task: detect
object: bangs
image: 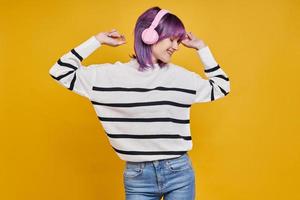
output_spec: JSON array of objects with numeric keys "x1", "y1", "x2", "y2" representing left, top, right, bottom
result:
[{"x1": 158, "y1": 13, "x2": 187, "y2": 42}]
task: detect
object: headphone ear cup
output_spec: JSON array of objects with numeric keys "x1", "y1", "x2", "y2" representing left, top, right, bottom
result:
[{"x1": 141, "y1": 28, "x2": 159, "y2": 45}]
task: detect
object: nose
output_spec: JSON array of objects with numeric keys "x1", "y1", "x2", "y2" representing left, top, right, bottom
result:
[
  {"x1": 172, "y1": 42, "x2": 179, "y2": 51},
  {"x1": 172, "y1": 40, "x2": 179, "y2": 51}
]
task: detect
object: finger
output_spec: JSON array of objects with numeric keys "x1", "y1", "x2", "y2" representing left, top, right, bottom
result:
[
  {"x1": 187, "y1": 32, "x2": 194, "y2": 39},
  {"x1": 110, "y1": 31, "x2": 118, "y2": 35},
  {"x1": 108, "y1": 29, "x2": 118, "y2": 35},
  {"x1": 118, "y1": 40, "x2": 126, "y2": 45},
  {"x1": 116, "y1": 34, "x2": 126, "y2": 39},
  {"x1": 184, "y1": 34, "x2": 191, "y2": 40},
  {"x1": 119, "y1": 35, "x2": 126, "y2": 41},
  {"x1": 109, "y1": 32, "x2": 121, "y2": 37}
]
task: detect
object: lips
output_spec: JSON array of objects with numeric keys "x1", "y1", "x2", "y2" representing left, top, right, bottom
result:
[{"x1": 167, "y1": 50, "x2": 173, "y2": 56}]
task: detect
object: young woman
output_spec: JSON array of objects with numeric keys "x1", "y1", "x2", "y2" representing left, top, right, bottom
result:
[{"x1": 49, "y1": 6, "x2": 230, "y2": 200}]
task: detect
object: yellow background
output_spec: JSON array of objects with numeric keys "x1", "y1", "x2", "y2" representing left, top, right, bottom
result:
[{"x1": 1, "y1": 0, "x2": 299, "y2": 199}]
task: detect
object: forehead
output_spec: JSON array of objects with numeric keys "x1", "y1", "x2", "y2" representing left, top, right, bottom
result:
[{"x1": 170, "y1": 35, "x2": 180, "y2": 39}]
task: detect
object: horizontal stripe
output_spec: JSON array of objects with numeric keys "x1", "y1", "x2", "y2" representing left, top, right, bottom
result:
[
  {"x1": 112, "y1": 147, "x2": 187, "y2": 155},
  {"x1": 214, "y1": 74, "x2": 229, "y2": 81},
  {"x1": 50, "y1": 70, "x2": 74, "y2": 81},
  {"x1": 204, "y1": 65, "x2": 220, "y2": 73},
  {"x1": 207, "y1": 79, "x2": 229, "y2": 100},
  {"x1": 106, "y1": 132, "x2": 192, "y2": 140},
  {"x1": 91, "y1": 100, "x2": 191, "y2": 108},
  {"x1": 211, "y1": 87, "x2": 215, "y2": 101},
  {"x1": 50, "y1": 74, "x2": 59, "y2": 81},
  {"x1": 92, "y1": 86, "x2": 196, "y2": 95},
  {"x1": 57, "y1": 58, "x2": 77, "y2": 70},
  {"x1": 69, "y1": 73, "x2": 76, "y2": 90},
  {"x1": 209, "y1": 80, "x2": 215, "y2": 101},
  {"x1": 98, "y1": 116, "x2": 189, "y2": 124},
  {"x1": 71, "y1": 49, "x2": 83, "y2": 61},
  {"x1": 218, "y1": 86, "x2": 229, "y2": 96}
]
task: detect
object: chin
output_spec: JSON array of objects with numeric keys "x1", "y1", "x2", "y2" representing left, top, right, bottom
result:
[{"x1": 161, "y1": 57, "x2": 171, "y2": 63}]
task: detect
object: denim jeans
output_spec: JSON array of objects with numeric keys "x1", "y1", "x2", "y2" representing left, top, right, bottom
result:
[{"x1": 123, "y1": 153, "x2": 195, "y2": 200}]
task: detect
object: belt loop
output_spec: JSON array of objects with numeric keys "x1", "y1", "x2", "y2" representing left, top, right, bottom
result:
[{"x1": 141, "y1": 162, "x2": 145, "y2": 169}]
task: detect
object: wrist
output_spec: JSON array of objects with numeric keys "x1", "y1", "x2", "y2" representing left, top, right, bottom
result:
[
  {"x1": 195, "y1": 40, "x2": 207, "y2": 50},
  {"x1": 196, "y1": 44, "x2": 207, "y2": 50},
  {"x1": 94, "y1": 35, "x2": 104, "y2": 44}
]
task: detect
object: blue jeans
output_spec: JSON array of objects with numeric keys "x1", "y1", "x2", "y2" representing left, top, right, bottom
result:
[{"x1": 123, "y1": 153, "x2": 195, "y2": 200}]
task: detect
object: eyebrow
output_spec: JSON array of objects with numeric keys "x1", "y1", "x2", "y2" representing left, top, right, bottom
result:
[{"x1": 170, "y1": 36, "x2": 180, "y2": 40}]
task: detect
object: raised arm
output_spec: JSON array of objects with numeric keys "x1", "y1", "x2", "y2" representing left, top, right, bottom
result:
[
  {"x1": 49, "y1": 29, "x2": 127, "y2": 99},
  {"x1": 192, "y1": 46, "x2": 230, "y2": 103},
  {"x1": 49, "y1": 36, "x2": 101, "y2": 99},
  {"x1": 180, "y1": 31, "x2": 230, "y2": 103}
]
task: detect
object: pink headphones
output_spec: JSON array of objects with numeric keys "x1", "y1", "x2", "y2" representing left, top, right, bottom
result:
[{"x1": 141, "y1": 9, "x2": 170, "y2": 45}]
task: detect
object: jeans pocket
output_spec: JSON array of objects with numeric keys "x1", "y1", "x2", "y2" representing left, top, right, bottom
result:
[
  {"x1": 166, "y1": 154, "x2": 192, "y2": 172},
  {"x1": 123, "y1": 162, "x2": 143, "y2": 178}
]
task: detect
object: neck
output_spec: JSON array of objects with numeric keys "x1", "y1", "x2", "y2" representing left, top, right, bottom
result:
[{"x1": 151, "y1": 54, "x2": 158, "y2": 64}]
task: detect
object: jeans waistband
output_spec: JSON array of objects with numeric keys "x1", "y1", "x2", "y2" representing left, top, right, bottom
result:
[{"x1": 125, "y1": 152, "x2": 188, "y2": 168}]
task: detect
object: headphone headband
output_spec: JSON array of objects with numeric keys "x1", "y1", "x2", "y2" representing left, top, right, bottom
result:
[
  {"x1": 141, "y1": 9, "x2": 170, "y2": 45},
  {"x1": 149, "y1": 9, "x2": 170, "y2": 29}
]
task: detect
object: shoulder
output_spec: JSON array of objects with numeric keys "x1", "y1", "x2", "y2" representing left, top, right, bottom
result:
[
  {"x1": 87, "y1": 61, "x2": 121, "y2": 70},
  {"x1": 168, "y1": 62, "x2": 195, "y2": 77}
]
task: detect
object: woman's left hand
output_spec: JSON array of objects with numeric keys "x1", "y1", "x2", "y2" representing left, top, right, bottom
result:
[{"x1": 181, "y1": 32, "x2": 207, "y2": 50}]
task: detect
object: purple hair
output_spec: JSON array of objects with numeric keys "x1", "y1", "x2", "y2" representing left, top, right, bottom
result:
[{"x1": 129, "y1": 6, "x2": 187, "y2": 72}]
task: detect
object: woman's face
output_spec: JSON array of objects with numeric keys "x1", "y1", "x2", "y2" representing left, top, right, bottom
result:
[{"x1": 151, "y1": 36, "x2": 181, "y2": 64}]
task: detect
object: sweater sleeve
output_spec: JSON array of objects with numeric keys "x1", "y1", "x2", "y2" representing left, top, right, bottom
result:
[
  {"x1": 49, "y1": 36, "x2": 102, "y2": 99},
  {"x1": 192, "y1": 46, "x2": 230, "y2": 103}
]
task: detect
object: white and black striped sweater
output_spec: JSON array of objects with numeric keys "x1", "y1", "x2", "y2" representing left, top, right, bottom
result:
[{"x1": 49, "y1": 36, "x2": 230, "y2": 162}]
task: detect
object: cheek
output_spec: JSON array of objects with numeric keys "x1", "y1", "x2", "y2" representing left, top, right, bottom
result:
[
  {"x1": 159, "y1": 41, "x2": 171, "y2": 49},
  {"x1": 153, "y1": 43, "x2": 170, "y2": 56}
]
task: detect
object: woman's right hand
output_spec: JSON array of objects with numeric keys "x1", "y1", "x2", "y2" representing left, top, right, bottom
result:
[{"x1": 95, "y1": 29, "x2": 127, "y2": 47}]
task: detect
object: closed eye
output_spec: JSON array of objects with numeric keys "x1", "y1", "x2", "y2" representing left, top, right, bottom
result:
[{"x1": 170, "y1": 38, "x2": 181, "y2": 44}]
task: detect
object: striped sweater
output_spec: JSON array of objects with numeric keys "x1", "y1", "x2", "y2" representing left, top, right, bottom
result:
[{"x1": 49, "y1": 35, "x2": 230, "y2": 162}]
